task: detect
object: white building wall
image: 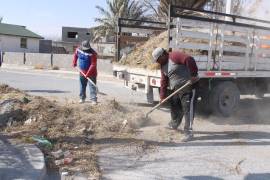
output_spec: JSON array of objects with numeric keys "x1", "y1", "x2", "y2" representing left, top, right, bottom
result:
[{"x1": 0, "y1": 35, "x2": 40, "y2": 53}]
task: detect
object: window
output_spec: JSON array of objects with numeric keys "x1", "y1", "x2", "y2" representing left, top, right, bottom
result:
[
  {"x1": 86, "y1": 33, "x2": 90, "y2": 35},
  {"x1": 67, "y1": 32, "x2": 78, "y2": 39},
  {"x1": 20, "y1": 38, "x2": 27, "y2": 48}
]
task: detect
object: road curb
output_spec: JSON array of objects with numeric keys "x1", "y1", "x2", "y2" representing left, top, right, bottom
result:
[
  {"x1": 20, "y1": 144, "x2": 47, "y2": 180},
  {"x1": 0, "y1": 136, "x2": 47, "y2": 180}
]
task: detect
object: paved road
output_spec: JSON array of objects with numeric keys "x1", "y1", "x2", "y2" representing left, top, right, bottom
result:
[
  {"x1": 0, "y1": 67, "x2": 151, "y2": 104},
  {"x1": 1, "y1": 67, "x2": 270, "y2": 180},
  {"x1": 98, "y1": 125, "x2": 270, "y2": 180}
]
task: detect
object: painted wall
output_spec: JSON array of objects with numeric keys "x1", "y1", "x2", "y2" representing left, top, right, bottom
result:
[
  {"x1": 0, "y1": 35, "x2": 40, "y2": 53},
  {"x1": 2, "y1": 52, "x2": 113, "y2": 75}
]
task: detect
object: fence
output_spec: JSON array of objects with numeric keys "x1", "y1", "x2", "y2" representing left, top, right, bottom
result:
[{"x1": 1, "y1": 52, "x2": 113, "y2": 75}]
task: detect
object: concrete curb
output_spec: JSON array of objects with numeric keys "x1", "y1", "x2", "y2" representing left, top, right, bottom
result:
[
  {"x1": 20, "y1": 144, "x2": 47, "y2": 180},
  {"x1": 0, "y1": 136, "x2": 46, "y2": 180}
]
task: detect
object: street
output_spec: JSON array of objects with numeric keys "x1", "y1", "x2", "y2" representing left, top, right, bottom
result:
[
  {"x1": 1, "y1": 67, "x2": 270, "y2": 180},
  {"x1": 0, "y1": 67, "x2": 148, "y2": 104}
]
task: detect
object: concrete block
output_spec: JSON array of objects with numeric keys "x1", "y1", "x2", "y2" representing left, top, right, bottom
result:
[
  {"x1": 3, "y1": 52, "x2": 24, "y2": 65},
  {"x1": 25, "y1": 53, "x2": 52, "y2": 68},
  {"x1": 53, "y1": 54, "x2": 73, "y2": 70}
]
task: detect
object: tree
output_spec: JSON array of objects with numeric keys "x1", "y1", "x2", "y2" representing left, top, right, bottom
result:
[
  {"x1": 143, "y1": 0, "x2": 209, "y2": 20},
  {"x1": 94, "y1": 0, "x2": 146, "y2": 42},
  {"x1": 0, "y1": 17, "x2": 3, "y2": 23}
]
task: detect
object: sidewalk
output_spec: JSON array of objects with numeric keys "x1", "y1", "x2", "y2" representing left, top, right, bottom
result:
[{"x1": 0, "y1": 135, "x2": 46, "y2": 180}]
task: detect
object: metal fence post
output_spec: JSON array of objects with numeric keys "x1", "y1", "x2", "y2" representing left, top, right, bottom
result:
[{"x1": 23, "y1": 52, "x2": 26, "y2": 64}]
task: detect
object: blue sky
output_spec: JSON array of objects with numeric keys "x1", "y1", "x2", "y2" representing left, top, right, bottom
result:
[
  {"x1": 0, "y1": 0, "x2": 106, "y2": 39},
  {"x1": 0, "y1": 0, "x2": 269, "y2": 40}
]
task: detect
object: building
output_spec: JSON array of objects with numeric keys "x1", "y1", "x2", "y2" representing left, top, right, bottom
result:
[
  {"x1": 59, "y1": 26, "x2": 115, "y2": 57},
  {"x1": 39, "y1": 40, "x2": 74, "y2": 54},
  {"x1": 62, "y1": 26, "x2": 93, "y2": 43},
  {"x1": 0, "y1": 23, "x2": 43, "y2": 53}
]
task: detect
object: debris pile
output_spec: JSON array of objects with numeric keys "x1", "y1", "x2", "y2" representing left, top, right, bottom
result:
[
  {"x1": 118, "y1": 31, "x2": 205, "y2": 69},
  {"x1": 0, "y1": 84, "x2": 147, "y2": 178},
  {"x1": 118, "y1": 31, "x2": 168, "y2": 69}
]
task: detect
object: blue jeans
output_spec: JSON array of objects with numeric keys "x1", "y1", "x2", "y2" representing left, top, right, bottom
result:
[{"x1": 79, "y1": 75, "x2": 97, "y2": 102}]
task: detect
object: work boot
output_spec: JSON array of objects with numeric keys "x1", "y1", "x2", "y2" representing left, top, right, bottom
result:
[
  {"x1": 167, "y1": 121, "x2": 179, "y2": 130},
  {"x1": 79, "y1": 99, "x2": 85, "y2": 104},
  {"x1": 181, "y1": 132, "x2": 193, "y2": 142}
]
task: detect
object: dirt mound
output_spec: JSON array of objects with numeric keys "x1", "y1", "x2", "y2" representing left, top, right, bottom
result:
[
  {"x1": 0, "y1": 84, "x2": 21, "y2": 94},
  {"x1": 118, "y1": 31, "x2": 168, "y2": 69},
  {"x1": 0, "y1": 84, "x2": 147, "y2": 179},
  {"x1": 117, "y1": 30, "x2": 205, "y2": 70}
]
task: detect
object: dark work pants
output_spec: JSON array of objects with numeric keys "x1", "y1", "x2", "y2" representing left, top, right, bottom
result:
[{"x1": 170, "y1": 88, "x2": 196, "y2": 133}]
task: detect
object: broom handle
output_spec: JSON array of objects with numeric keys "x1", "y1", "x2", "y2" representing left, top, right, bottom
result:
[
  {"x1": 75, "y1": 67, "x2": 98, "y2": 89},
  {"x1": 146, "y1": 80, "x2": 192, "y2": 116}
]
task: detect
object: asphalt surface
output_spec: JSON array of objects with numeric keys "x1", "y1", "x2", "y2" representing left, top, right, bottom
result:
[
  {"x1": 1, "y1": 66, "x2": 270, "y2": 180},
  {"x1": 0, "y1": 67, "x2": 149, "y2": 104},
  {"x1": 98, "y1": 125, "x2": 270, "y2": 180}
]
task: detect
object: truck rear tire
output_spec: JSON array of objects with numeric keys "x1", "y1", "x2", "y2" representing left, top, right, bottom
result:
[{"x1": 210, "y1": 81, "x2": 240, "y2": 117}]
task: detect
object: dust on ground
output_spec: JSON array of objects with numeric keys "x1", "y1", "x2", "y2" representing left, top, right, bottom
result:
[{"x1": 0, "y1": 84, "x2": 152, "y2": 179}]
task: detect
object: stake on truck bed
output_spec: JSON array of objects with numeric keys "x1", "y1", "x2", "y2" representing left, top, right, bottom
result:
[{"x1": 114, "y1": 6, "x2": 270, "y2": 117}]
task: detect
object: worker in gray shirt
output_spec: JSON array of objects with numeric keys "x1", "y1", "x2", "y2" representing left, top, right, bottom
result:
[{"x1": 152, "y1": 47, "x2": 199, "y2": 142}]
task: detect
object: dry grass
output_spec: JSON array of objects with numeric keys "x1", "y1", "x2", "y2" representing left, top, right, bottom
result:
[
  {"x1": 117, "y1": 31, "x2": 207, "y2": 69},
  {"x1": 34, "y1": 64, "x2": 45, "y2": 69},
  {"x1": 52, "y1": 66, "x2": 60, "y2": 70},
  {"x1": 118, "y1": 31, "x2": 168, "y2": 69},
  {"x1": 0, "y1": 84, "x2": 148, "y2": 179}
]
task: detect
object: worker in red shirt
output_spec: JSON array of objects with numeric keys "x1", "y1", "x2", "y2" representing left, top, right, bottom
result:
[
  {"x1": 73, "y1": 40, "x2": 98, "y2": 105},
  {"x1": 152, "y1": 47, "x2": 199, "y2": 142}
]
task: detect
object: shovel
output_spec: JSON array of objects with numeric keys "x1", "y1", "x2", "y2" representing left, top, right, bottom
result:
[{"x1": 145, "y1": 80, "x2": 192, "y2": 118}]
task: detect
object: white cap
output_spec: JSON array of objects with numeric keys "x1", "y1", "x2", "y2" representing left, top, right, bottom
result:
[{"x1": 152, "y1": 47, "x2": 165, "y2": 63}]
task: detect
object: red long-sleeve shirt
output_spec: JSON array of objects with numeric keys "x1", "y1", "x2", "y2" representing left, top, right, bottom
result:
[
  {"x1": 160, "y1": 51, "x2": 198, "y2": 100},
  {"x1": 73, "y1": 48, "x2": 97, "y2": 77}
]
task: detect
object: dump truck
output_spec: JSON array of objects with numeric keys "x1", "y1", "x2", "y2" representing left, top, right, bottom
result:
[{"x1": 113, "y1": 5, "x2": 270, "y2": 117}]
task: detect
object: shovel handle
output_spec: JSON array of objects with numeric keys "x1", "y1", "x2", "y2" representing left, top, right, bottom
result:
[{"x1": 146, "y1": 80, "x2": 192, "y2": 117}]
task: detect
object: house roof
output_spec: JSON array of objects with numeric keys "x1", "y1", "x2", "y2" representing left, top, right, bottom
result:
[{"x1": 0, "y1": 23, "x2": 43, "y2": 39}]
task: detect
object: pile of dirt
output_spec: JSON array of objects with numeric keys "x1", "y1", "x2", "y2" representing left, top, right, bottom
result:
[
  {"x1": 0, "y1": 84, "x2": 148, "y2": 179},
  {"x1": 117, "y1": 31, "x2": 205, "y2": 70},
  {"x1": 118, "y1": 31, "x2": 168, "y2": 69}
]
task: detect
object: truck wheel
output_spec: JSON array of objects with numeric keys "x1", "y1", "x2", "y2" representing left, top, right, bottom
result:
[{"x1": 210, "y1": 81, "x2": 240, "y2": 117}]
